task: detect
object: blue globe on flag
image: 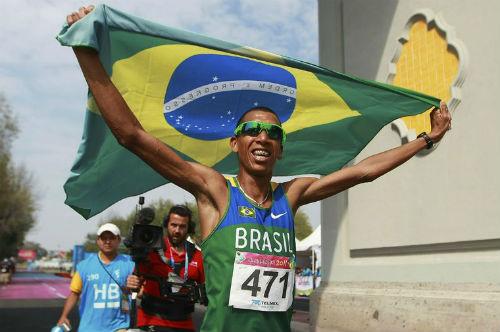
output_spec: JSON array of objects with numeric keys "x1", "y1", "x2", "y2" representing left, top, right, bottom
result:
[{"x1": 163, "y1": 54, "x2": 297, "y2": 140}]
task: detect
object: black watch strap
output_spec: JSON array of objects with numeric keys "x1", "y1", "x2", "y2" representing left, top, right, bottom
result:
[{"x1": 417, "y1": 132, "x2": 434, "y2": 149}]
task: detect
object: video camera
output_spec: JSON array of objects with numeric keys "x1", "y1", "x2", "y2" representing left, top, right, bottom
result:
[
  {"x1": 124, "y1": 197, "x2": 208, "y2": 306},
  {"x1": 124, "y1": 196, "x2": 164, "y2": 263},
  {"x1": 145, "y1": 275, "x2": 208, "y2": 306}
]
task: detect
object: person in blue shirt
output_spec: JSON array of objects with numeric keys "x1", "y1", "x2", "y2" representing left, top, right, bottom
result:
[
  {"x1": 302, "y1": 267, "x2": 312, "y2": 277},
  {"x1": 56, "y1": 223, "x2": 135, "y2": 332}
]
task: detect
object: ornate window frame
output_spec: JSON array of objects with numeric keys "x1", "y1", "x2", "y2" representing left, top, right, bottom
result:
[{"x1": 388, "y1": 9, "x2": 468, "y2": 142}]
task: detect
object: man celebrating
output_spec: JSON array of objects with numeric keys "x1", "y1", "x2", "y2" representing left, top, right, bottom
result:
[
  {"x1": 66, "y1": 6, "x2": 451, "y2": 332},
  {"x1": 127, "y1": 205, "x2": 205, "y2": 331},
  {"x1": 56, "y1": 223, "x2": 135, "y2": 332}
]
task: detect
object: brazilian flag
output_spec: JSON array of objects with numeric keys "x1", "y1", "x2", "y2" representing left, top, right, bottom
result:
[{"x1": 57, "y1": 4, "x2": 439, "y2": 219}]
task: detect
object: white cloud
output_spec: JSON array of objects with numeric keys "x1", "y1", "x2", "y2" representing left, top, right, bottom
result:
[{"x1": 2, "y1": 0, "x2": 319, "y2": 250}]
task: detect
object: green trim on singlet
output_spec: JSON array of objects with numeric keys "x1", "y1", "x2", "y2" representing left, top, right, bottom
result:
[{"x1": 282, "y1": 188, "x2": 295, "y2": 215}]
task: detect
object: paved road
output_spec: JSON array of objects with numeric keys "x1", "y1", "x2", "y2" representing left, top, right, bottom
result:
[
  {"x1": 0, "y1": 271, "x2": 310, "y2": 331},
  {"x1": 0, "y1": 272, "x2": 70, "y2": 300},
  {"x1": 0, "y1": 298, "x2": 80, "y2": 331}
]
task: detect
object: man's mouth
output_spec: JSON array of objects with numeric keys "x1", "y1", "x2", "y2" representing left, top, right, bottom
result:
[{"x1": 251, "y1": 149, "x2": 271, "y2": 161}]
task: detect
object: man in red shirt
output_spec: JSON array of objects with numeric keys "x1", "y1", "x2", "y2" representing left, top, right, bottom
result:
[{"x1": 128, "y1": 205, "x2": 205, "y2": 332}]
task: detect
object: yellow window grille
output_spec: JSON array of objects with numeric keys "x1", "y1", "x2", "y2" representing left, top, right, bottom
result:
[{"x1": 393, "y1": 19, "x2": 459, "y2": 135}]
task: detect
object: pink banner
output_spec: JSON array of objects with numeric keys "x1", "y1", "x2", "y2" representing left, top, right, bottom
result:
[
  {"x1": 236, "y1": 251, "x2": 291, "y2": 269},
  {"x1": 18, "y1": 249, "x2": 36, "y2": 261}
]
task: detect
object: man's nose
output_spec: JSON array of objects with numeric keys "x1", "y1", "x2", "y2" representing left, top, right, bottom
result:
[{"x1": 255, "y1": 130, "x2": 270, "y2": 141}]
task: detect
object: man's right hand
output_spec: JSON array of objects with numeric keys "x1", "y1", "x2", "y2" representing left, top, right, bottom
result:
[
  {"x1": 126, "y1": 274, "x2": 143, "y2": 291},
  {"x1": 67, "y1": 5, "x2": 94, "y2": 26}
]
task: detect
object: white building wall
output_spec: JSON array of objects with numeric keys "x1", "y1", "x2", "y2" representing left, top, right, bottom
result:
[{"x1": 312, "y1": 0, "x2": 500, "y2": 331}]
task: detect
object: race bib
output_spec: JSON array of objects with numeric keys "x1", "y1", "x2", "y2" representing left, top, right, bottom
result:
[{"x1": 229, "y1": 251, "x2": 294, "y2": 312}]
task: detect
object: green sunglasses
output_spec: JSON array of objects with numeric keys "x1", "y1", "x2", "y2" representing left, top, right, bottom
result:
[{"x1": 234, "y1": 121, "x2": 287, "y2": 145}]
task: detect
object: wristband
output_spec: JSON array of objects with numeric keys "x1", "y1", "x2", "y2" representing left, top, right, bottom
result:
[{"x1": 417, "y1": 132, "x2": 434, "y2": 149}]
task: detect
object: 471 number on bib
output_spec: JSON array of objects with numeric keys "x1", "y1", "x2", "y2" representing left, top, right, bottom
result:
[{"x1": 229, "y1": 251, "x2": 294, "y2": 311}]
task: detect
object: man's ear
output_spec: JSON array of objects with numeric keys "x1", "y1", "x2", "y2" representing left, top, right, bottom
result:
[{"x1": 230, "y1": 136, "x2": 238, "y2": 153}]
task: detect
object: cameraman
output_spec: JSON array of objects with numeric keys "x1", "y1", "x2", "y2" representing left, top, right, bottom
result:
[{"x1": 127, "y1": 205, "x2": 205, "y2": 332}]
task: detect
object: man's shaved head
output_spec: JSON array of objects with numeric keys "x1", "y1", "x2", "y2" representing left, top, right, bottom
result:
[{"x1": 236, "y1": 107, "x2": 282, "y2": 128}]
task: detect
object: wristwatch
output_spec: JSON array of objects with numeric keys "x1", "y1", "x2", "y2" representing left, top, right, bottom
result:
[{"x1": 417, "y1": 132, "x2": 434, "y2": 149}]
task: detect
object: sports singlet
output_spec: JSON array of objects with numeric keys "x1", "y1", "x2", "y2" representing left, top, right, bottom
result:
[{"x1": 200, "y1": 177, "x2": 296, "y2": 332}]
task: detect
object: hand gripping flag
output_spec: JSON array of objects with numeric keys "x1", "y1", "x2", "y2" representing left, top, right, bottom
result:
[{"x1": 57, "y1": 5, "x2": 439, "y2": 219}]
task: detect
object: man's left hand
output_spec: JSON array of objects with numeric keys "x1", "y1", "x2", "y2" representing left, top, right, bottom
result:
[{"x1": 428, "y1": 101, "x2": 452, "y2": 143}]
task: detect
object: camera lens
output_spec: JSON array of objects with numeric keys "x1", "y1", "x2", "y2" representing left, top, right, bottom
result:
[
  {"x1": 139, "y1": 229, "x2": 154, "y2": 244},
  {"x1": 130, "y1": 224, "x2": 162, "y2": 254}
]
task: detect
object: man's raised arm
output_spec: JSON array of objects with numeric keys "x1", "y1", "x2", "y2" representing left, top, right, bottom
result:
[
  {"x1": 285, "y1": 101, "x2": 452, "y2": 210},
  {"x1": 67, "y1": 7, "x2": 228, "y2": 235}
]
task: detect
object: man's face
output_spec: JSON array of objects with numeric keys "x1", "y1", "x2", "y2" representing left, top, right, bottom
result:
[
  {"x1": 96, "y1": 231, "x2": 120, "y2": 255},
  {"x1": 166, "y1": 213, "x2": 189, "y2": 246},
  {"x1": 230, "y1": 110, "x2": 283, "y2": 176}
]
